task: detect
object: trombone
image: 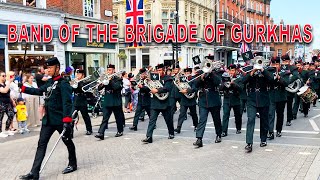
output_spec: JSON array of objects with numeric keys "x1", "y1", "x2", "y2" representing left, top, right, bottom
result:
[{"x1": 187, "y1": 60, "x2": 223, "y2": 83}]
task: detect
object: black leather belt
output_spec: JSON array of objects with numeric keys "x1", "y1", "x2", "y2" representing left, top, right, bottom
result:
[
  {"x1": 247, "y1": 88, "x2": 268, "y2": 93},
  {"x1": 269, "y1": 86, "x2": 285, "y2": 90}
]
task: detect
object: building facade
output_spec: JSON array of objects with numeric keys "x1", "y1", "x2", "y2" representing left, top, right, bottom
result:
[
  {"x1": 216, "y1": 0, "x2": 271, "y2": 65},
  {"x1": 0, "y1": 0, "x2": 116, "y2": 76},
  {"x1": 113, "y1": 0, "x2": 216, "y2": 73}
]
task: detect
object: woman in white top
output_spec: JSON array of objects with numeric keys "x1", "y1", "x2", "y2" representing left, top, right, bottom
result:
[
  {"x1": 121, "y1": 72, "x2": 132, "y2": 113},
  {"x1": 23, "y1": 74, "x2": 40, "y2": 127}
]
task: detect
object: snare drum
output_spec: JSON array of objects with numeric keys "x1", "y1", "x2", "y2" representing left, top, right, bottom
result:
[{"x1": 297, "y1": 86, "x2": 318, "y2": 103}]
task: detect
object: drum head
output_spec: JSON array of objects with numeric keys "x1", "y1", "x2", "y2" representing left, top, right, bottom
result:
[{"x1": 297, "y1": 86, "x2": 309, "y2": 96}]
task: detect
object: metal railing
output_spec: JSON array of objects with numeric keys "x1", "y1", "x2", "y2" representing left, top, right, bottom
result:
[{"x1": 217, "y1": 12, "x2": 244, "y2": 25}]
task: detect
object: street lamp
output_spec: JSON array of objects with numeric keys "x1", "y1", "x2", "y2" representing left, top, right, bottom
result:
[{"x1": 174, "y1": 0, "x2": 179, "y2": 68}]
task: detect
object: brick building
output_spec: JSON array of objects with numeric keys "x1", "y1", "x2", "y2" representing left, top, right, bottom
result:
[
  {"x1": 216, "y1": 0, "x2": 271, "y2": 65},
  {"x1": 0, "y1": 0, "x2": 117, "y2": 75}
]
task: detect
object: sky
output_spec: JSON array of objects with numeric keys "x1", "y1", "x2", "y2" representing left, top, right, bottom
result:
[{"x1": 271, "y1": 0, "x2": 319, "y2": 49}]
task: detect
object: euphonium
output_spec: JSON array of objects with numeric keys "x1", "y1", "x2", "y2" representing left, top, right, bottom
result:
[
  {"x1": 143, "y1": 72, "x2": 169, "y2": 100},
  {"x1": 173, "y1": 70, "x2": 195, "y2": 99},
  {"x1": 70, "y1": 74, "x2": 95, "y2": 89}
]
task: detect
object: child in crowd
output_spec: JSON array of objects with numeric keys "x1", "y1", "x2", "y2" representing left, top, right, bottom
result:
[{"x1": 16, "y1": 98, "x2": 29, "y2": 134}]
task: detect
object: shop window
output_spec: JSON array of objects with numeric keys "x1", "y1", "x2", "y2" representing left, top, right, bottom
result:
[
  {"x1": 142, "y1": 49, "x2": 149, "y2": 54},
  {"x1": 34, "y1": 44, "x2": 43, "y2": 51},
  {"x1": 46, "y1": 45, "x2": 54, "y2": 51},
  {"x1": 142, "y1": 55, "x2": 149, "y2": 67},
  {"x1": 130, "y1": 55, "x2": 136, "y2": 71},
  {"x1": 8, "y1": 43, "x2": 19, "y2": 50},
  {"x1": 21, "y1": 43, "x2": 31, "y2": 51}
]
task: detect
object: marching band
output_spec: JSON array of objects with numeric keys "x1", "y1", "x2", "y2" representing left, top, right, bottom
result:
[{"x1": 18, "y1": 54, "x2": 320, "y2": 179}]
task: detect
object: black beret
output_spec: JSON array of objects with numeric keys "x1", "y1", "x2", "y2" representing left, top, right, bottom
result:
[
  {"x1": 205, "y1": 55, "x2": 215, "y2": 60},
  {"x1": 45, "y1": 57, "x2": 60, "y2": 66},
  {"x1": 128, "y1": 73, "x2": 134, "y2": 78},
  {"x1": 164, "y1": 61, "x2": 172, "y2": 67},
  {"x1": 228, "y1": 64, "x2": 237, "y2": 70},
  {"x1": 184, "y1": 67, "x2": 192, "y2": 73},
  {"x1": 192, "y1": 55, "x2": 201, "y2": 65},
  {"x1": 139, "y1": 68, "x2": 147, "y2": 74},
  {"x1": 76, "y1": 69, "x2": 85, "y2": 74},
  {"x1": 156, "y1": 63, "x2": 164, "y2": 70},
  {"x1": 310, "y1": 62, "x2": 315, "y2": 66},
  {"x1": 312, "y1": 56, "x2": 318, "y2": 62},
  {"x1": 175, "y1": 64, "x2": 180, "y2": 69},
  {"x1": 107, "y1": 64, "x2": 115, "y2": 69},
  {"x1": 281, "y1": 54, "x2": 290, "y2": 61},
  {"x1": 270, "y1": 57, "x2": 277, "y2": 63}
]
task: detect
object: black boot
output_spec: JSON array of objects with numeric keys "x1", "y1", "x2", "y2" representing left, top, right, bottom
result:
[
  {"x1": 245, "y1": 144, "x2": 252, "y2": 153},
  {"x1": 142, "y1": 136, "x2": 153, "y2": 144},
  {"x1": 260, "y1": 142, "x2": 267, "y2": 147},
  {"x1": 276, "y1": 132, "x2": 282, "y2": 137},
  {"x1": 62, "y1": 165, "x2": 77, "y2": 174},
  {"x1": 115, "y1": 132, "x2": 123, "y2": 137},
  {"x1": 286, "y1": 121, "x2": 292, "y2": 126},
  {"x1": 129, "y1": 125, "x2": 137, "y2": 131},
  {"x1": 174, "y1": 127, "x2": 181, "y2": 133},
  {"x1": 94, "y1": 133, "x2": 104, "y2": 140},
  {"x1": 193, "y1": 138, "x2": 203, "y2": 147},
  {"x1": 236, "y1": 130, "x2": 241, "y2": 134},
  {"x1": 221, "y1": 132, "x2": 228, "y2": 137},
  {"x1": 168, "y1": 134, "x2": 174, "y2": 139},
  {"x1": 215, "y1": 135, "x2": 222, "y2": 143},
  {"x1": 268, "y1": 132, "x2": 274, "y2": 140},
  {"x1": 85, "y1": 131, "x2": 92, "y2": 135},
  {"x1": 19, "y1": 172, "x2": 39, "y2": 180}
]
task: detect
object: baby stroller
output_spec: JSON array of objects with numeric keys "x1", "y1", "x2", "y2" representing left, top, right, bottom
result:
[{"x1": 87, "y1": 89, "x2": 104, "y2": 118}]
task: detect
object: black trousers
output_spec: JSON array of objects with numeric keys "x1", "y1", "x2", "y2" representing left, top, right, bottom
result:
[
  {"x1": 287, "y1": 96, "x2": 294, "y2": 123},
  {"x1": 222, "y1": 104, "x2": 241, "y2": 133},
  {"x1": 196, "y1": 106, "x2": 222, "y2": 138},
  {"x1": 31, "y1": 125, "x2": 76, "y2": 174},
  {"x1": 98, "y1": 106, "x2": 124, "y2": 134},
  {"x1": 246, "y1": 104, "x2": 269, "y2": 144},
  {"x1": 146, "y1": 107, "x2": 174, "y2": 137},
  {"x1": 275, "y1": 101, "x2": 287, "y2": 132},
  {"x1": 302, "y1": 102, "x2": 310, "y2": 116},
  {"x1": 170, "y1": 98, "x2": 181, "y2": 120},
  {"x1": 177, "y1": 105, "x2": 198, "y2": 128},
  {"x1": 240, "y1": 99, "x2": 247, "y2": 116},
  {"x1": 0, "y1": 103, "x2": 14, "y2": 132},
  {"x1": 74, "y1": 106, "x2": 92, "y2": 132},
  {"x1": 133, "y1": 105, "x2": 151, "y2": 126}
]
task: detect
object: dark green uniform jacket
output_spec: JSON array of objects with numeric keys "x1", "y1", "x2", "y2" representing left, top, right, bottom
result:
[
  {"x1": 220, "y1": 77, "x2": 242, "y2": 106},
  {"x1": 99, "y1": 76, "x2": 123, "y2": 107},
  {"x1": 308, "y1": 70, "x2": 320, "y2": 91},
  {"x1": 150, "y1": 75, "x2": 172, "y2": 110},
  {"x1": 137, "y1": 84, "x2": 151, "y2": 106},
  {"x1": 242, "y1": 69, "x2": 273, "y2": 107},
  {"x1": 73, "y1": 81, "x2": 88, "y2": 107},
  {"x1": 287, "y1": 65, "x2": 301, "y2": 98},
  {"x1": 195, "y1": 72, "x2": 222, "y2": 108},
  {"x1": 267, "y1": 67, "x2": 290, "y2": 103},
  {"x1": 180, "y1": 76, "x2": 198, "y2": 106},
  {"x1": 21, "y1": 76, "x2": 73, "y2": 125}
]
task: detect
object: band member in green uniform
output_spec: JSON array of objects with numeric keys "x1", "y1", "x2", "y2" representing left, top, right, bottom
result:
[
  {"x1": 95, "y1": 64, "x2": 124, "y2": 140},
  {"x1": 19, "y1": 57, "x2": 77, "y2": 180}
]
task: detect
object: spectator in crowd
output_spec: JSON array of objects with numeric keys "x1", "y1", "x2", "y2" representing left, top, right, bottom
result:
[
  {"x1": 23, "y1": 74, "x2": 40, "y2": 127},
  {"x1": 0, "y1": 71, "x2": 15, "y2": 137},
  {"x1": 122, "y1": 72, "x2": 131, "y2": 113},
  {"x1": 16, "y1": 98, "x2": 29, "y2": 134}
]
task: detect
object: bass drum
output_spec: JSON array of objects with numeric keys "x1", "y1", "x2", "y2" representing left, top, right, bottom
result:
[{"x1": 297, "y1": 86, "x2": 318, "y2": 103}]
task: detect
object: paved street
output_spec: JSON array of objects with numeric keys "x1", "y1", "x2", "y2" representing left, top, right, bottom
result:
[{"x1": 1, "y1": 104, "x2": 320, "y2": 180}]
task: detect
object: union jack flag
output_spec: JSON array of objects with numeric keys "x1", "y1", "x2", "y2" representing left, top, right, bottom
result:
[{"x1": 126, "y1": 0, "x2": 144, "y2": 48}]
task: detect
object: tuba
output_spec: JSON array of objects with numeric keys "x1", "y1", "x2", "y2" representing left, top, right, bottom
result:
[
  {"x1": 173, "y1": 70, "x2": 195, "y2": 99},
  {"x1": 144, "y1": 72, "x2": 169, "y2": 100}
]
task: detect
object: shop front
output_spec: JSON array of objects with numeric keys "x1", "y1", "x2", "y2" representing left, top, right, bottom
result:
[{"x1": 66, "y1": 37, "x2": 118, "y2": 76}]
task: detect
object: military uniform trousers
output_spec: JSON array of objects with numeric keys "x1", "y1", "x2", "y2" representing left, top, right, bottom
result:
[
  {"x1": 196, "y1": 106, "x2": 222, "y2": 138},
  {"x1": 133, "y1": 105, "x2": 151, "y2": 126},
  {"x1": 31, "y1": 125, "x2": 76, "y2": 174},
  {"x1": 222, "y1": 104, "x2": 241, "y2": 133},
  {"x1": 146, "y1": 107, "x2": 174, "y2": 137},
  {"x1": 302, "y1": 102, "x2": 310, "y2": 116},
  {"x1": 292, "y1": 94, "x2": 301, "y2": 118},
  {"x1": 170, "y1": 98, "x2": 181, "y2": 120},
  {"x1": 98, "y1": 106, "x2": 124, "y2": 134},
  {"x1": 177, "y1": 105, "x2": 198, "y2": 129},
  {"x1": 246, "y1": 104, "x2": 269, "y2": 144},
  {"x1": 240, "y1": 99, "x2": 247, "y2": 116},
  {"x1": 268, "y1": 101, "x2": 286, "y2": 133},
  {"x1": 286, "y1": 95, "x2": 294, "y2": 123},
  {"x1": 73, "y1": 106, "x2": 92, "y2": 132}
]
